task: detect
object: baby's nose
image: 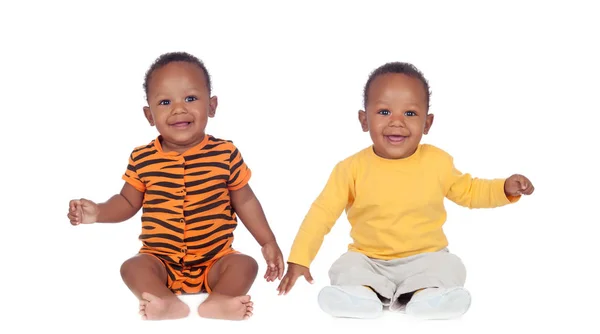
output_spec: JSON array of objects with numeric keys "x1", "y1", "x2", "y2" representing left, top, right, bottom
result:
[{"x1": 389, "y1": 116, "x2": 405, "y2": 126}]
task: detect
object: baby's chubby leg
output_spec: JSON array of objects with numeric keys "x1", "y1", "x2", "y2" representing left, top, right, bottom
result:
[
  {"x1": 120, "y1": 254, "x2": 190, "y2": 320},
  {"x1": 197, "y1": 253, "x2": 259, "y2": 321}
]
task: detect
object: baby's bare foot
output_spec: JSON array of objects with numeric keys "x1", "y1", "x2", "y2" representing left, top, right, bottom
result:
[
  {"x1": 197, "y1": 293, "x2": 253, "y2": 320},
  {"x1": 139, "y1": 292, "x2": 190, "y2": 320}
]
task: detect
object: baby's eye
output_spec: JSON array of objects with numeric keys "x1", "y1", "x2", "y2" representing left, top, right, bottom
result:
[
  {"x1": 405, "y1": 111, "x2": 416, "y2": 116},
  {"x1": 378, "y1": 109, "x2": 391, "y2": 116},
  {"x1": 159, "y1": 100, "x2": 170, "y2": 106},
  {"x1": 185, "y1": 96, "x2": 198, "y2": 102}
]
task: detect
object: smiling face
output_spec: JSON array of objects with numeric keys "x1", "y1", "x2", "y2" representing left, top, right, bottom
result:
[
  {"x1": 143, "y1": 61, "x2": 217, "y2": 153},
  {"x1": 359, "y1": 73, "x2": 434, "y2": 159}
]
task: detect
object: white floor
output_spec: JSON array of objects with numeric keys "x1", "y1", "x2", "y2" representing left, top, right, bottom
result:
[{"x1": 20, "y1": 273, "x2": 595, "y2": 334}]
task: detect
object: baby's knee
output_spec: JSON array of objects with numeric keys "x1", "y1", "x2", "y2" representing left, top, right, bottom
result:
[
  {"x1": 425, "y1": 252, "x2": 467, "y2": 284},
  {"x1": 243, "y1": 255, "x2": 259, "y2": 276},
  {"x1": 120, "y1": 258, "x2": 136, "y2": 279},
  {"x1": 231, "y1": 254, "x2": 259, "y2": 276},
  {"x1": 442, "y1": 253, "x2": 466, "y2": 276},
  {"x1": 120, "y1": 254, "x2": 162, "y2": 279}
]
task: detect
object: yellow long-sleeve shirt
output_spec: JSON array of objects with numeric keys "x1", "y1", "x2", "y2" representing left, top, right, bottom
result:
[{"x1": 288, "y1": 144, "x2": 519, "y2": 268}]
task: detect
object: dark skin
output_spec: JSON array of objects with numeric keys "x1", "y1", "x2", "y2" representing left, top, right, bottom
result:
[
  {"x1": 277, "y1": 73, "x2": 534, "y2": 296},
  {"x1": 68, "y1": 61, "x2": 284, "y2": 321}
]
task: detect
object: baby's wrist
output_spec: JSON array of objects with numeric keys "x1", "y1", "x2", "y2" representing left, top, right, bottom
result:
[{"x1": 260, "y1": 238, "x2": 277, "y2": 247}]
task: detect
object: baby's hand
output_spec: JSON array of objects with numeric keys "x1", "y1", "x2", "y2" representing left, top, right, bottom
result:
[
  {"x1": 504, "y1": 174, "x2": 535, "y2": 197},
  {"x1": 68, "y1": 198, "x2": 99, "y2": 225},
  {"x1": 261, "y1": 240, "x2": 285, "y2": 282},
  {"x1": 277, "y1": 263, "x2": 314, "y2": 295}
]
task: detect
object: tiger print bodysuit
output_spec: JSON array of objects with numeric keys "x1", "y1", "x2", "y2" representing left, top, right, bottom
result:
[{"x1": 122, "y1": 134, "x2": 251, "y2": 294}]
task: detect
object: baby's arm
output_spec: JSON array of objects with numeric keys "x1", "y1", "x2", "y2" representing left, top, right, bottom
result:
[
  {"x1": 230, "y1": 184, "x2": 276, "y2": 246},
  {"x1": 95, "y1": 182, "x2": 144, "y2": 222},
  {"x1": 68, "y1": 182, "x2": 143, "y2": 225},
  {"x1": 278, "y1": 160, "x2": 354, "y2": 294},
  {"x1": 231, "y1": 184, "x2": 284, "y2": 281},
  {"x1": 225, "y1": 142, "x2": 284, "y2": 280},
  {"x1": 444, "y1": 157, "x2": 532, "y2": 208}
]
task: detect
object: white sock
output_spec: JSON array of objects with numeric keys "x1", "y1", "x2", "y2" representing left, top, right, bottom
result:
[
  {"x1": 318, "y1": 285, "x2": 383, "y2": 319},
  {"x1": 405, "y1": 287, "x2": 471, "y2": 320}
]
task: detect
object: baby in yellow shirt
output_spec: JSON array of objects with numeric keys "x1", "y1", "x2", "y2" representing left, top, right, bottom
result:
[{"x1": 277, "y1": 62, "x2": 534, "y2": 320}]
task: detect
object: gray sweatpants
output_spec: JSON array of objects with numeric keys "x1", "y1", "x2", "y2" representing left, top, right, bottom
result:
[{"x1": 328, "y1": 249, "x2": 466, "y2": 311}]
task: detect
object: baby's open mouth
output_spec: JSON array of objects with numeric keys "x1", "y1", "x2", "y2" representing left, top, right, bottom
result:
[
  {"x1": 386, "y1": 135, "x2": 406, "y2": 143},
  {"x1": 171, "y1": 122, "x2": 192, "y2": 128}
]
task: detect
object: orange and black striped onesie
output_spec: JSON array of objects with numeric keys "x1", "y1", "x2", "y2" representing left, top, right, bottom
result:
[{"x1": 122, "y1": 134, "x2": 251, "y2": 294}]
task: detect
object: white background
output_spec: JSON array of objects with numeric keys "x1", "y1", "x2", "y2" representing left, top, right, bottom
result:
[{"x1": 2, "y1": 0, "x2": 599, "y2": 333}]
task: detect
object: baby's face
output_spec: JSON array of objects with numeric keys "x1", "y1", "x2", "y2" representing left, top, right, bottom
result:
[
  {"x1": 143, "y1": 61, "x2": 216, "y2": 153},
  {"x1": 359, "y1": 73, "x2": 433, "y2": 160}
]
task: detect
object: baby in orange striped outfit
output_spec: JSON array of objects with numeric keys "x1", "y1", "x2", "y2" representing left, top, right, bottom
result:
[{"x1": 67, "y1": 52, "x2": 284, "y2": 321}]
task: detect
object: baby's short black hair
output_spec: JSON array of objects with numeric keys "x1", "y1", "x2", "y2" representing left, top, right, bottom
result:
[
  {"x1": 363, "y1": 62, "x2": 431, "y2": 111},
  {"x1": 143, "y1": 51, "x2": 211, "y2": 99}
]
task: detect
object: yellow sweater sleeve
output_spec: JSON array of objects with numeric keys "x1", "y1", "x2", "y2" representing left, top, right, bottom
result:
[
  {"x1": 287, "y1": 160, "x2": 354, "y2": 268},
  {"x1": 444, "y1": 156, "x2": 520, "y2": 208}
]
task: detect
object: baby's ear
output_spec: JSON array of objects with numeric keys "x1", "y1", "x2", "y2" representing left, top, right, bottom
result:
[
  {"x1": 143, "y1": 107, "x2": 155, "y2": 126},
  {"x1": 208, "y1": 96, "x2": 218, "y2": 118},
  {"x1": 358, "y1": 110, "x2": 368, "y2": 132},
  {"x1": 423, "y1": 113, "x2": 434, "y2": 134}
]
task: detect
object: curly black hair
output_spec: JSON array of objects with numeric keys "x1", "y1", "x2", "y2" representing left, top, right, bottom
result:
[
  {"x1": 363, "y1": 62, "x2": 431, "y2": 111},
  {"x1": 143, "y1": 51, "x2": 211, "y2": 99}
]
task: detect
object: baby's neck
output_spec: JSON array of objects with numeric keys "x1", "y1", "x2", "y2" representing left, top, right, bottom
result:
[{"x1": 160, "y1": 134, "x2": 206, "y2": 154}]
